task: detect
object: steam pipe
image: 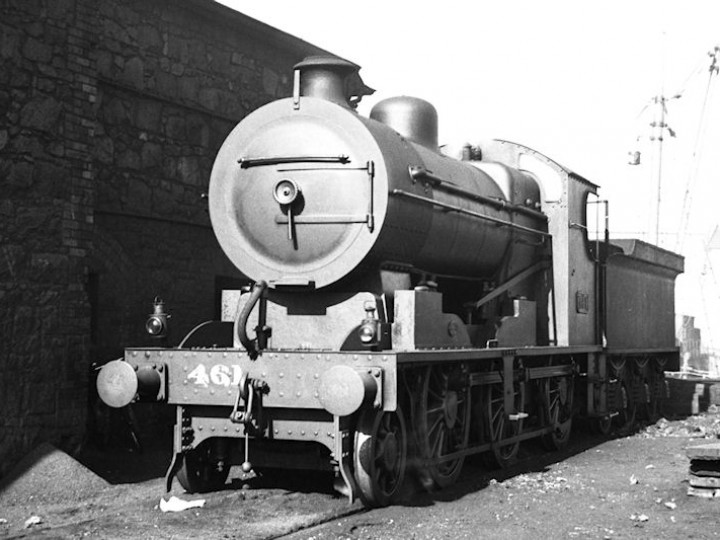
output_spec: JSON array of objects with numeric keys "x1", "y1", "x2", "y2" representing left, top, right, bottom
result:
[{"x1": 236, "y1": 280, "x2": 269, "y2": 359}]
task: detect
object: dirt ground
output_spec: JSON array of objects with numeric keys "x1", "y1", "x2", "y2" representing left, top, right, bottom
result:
[{"x1": 2, "y1": 413, "x2": 720, "y2": 539}]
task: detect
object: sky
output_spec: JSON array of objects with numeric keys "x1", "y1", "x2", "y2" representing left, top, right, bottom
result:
[{"x1": 217, "y1": 1, "x2": 720, "y2": 353}]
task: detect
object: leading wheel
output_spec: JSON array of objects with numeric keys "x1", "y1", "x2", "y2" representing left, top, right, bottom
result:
[
  {"x1": 540, "y1": 367, "x2": 574, "y2": 451},
  {"x1": 416, "y1": 364, "x2": 470, "y2": 489},
  {"x1": 353, "y1": 407, "x2": 407, "y2": 507},
  {"x1": 176, "y1": 440, "x2": 230, "y2": 493}
]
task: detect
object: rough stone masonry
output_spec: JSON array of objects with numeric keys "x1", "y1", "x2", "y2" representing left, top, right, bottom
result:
[{"x1": 0, "y1": 0, "x2": 334, "y2": 478}]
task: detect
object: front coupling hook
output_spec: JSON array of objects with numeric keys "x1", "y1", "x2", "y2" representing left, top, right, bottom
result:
[{"x1": 230, "y1": 372, "x2": 269, "y2": 475}]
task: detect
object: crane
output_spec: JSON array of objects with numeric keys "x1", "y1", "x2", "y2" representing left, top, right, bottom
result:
[{"x1": 676, "y1": 46, "x2": 719, "y2": 253}]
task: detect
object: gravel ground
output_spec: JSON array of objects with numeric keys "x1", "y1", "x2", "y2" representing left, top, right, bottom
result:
[{"x1": 2, "y1": 413, "x2": 720, "y2": 539}]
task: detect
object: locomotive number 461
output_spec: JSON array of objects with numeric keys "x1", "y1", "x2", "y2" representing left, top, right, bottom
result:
[{"x1": 186, "y1": 364, "x2": 243, "y2": 388}]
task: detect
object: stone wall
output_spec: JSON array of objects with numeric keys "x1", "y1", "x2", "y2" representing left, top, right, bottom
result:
[
  {"x1": 1, "y1": 0, "x2": 97, "y2": 477},
  {"x1": 0, "y1": 0, "x2": 333, "y2": 478}
]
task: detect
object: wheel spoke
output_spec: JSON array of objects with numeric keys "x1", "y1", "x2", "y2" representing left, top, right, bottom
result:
[
  {"x1": 483, "y1": 368, "x2": 523, "y2": 469},
  {"x1": 426, "y1": 403, "x2": 445, "y2": 414},
  {"x1": 414, "y1": 365, "x2": 469, "y2": 489},
  {"x1": 427, "y1": 411, "x2": 444, "y2": 437},
  {"x1": 541, "y1": 363, "x2": 574, "y2": 451},
  {"x1": 495, "y1": 415, "x2": 504, "y2": 440},
  {"x1": 431, "y1": 426, "x2": 446, "y2": 455},
  {"x1": 428, "y1": 381, "x2": 445, "y2": 400}
]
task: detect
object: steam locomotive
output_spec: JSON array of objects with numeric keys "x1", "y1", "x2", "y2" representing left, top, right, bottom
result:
[{"x1": 96, "y1": 56, "x2": 684, "y2": 507}]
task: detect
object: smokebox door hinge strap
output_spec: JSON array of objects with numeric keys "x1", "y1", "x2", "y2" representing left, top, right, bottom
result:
[
  {"x1": 366, "y1": 160, "x2": 375, "y2": 232},
  {"x1": 237, "y1": 155, "x2": 351, "y2": 168},
  {"x1": 293, "y1": 68, "x2": 300, "y2": 109}
]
